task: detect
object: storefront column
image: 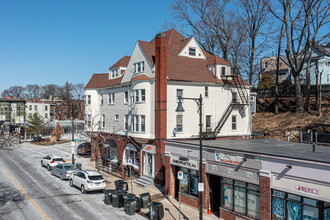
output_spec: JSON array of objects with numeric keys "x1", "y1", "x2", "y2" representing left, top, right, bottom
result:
[
  {"x1": 260, "y1": 170, "x2": 271, "y2": 220},
  {"x1": 202, "y1": 164, "x2": 210, "y2": 211},
  {"x1": 165, "y1": 154, "x2": 175, "y2": 199}
]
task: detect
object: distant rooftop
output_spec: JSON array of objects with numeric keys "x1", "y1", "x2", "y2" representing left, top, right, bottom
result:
[{"x1": 166, "y1": 139, "x2": 330, "y2": 164}]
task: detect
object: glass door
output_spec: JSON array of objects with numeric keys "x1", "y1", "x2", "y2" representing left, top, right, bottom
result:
[{"x1": 144, "y1": 152, "x2": 154, "y2": 177}]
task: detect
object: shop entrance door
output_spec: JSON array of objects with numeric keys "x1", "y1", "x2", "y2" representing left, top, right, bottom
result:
[
  {"x1": 144, "y1": 152, "x2": 154, "y2": 178},
  {"x1": 210, "y1": 174, "x2": 221, "y2": 217}
]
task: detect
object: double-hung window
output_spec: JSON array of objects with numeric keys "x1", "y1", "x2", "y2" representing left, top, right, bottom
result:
[
  {"x1": 135, "y1": 90, "x2": 139, "y2": 102},
  {"x1": 205, "y1": 87, "x2": 208, "y2": 98},
  {"x1": 140, "y1": 89, "x2": 145, "y2": 102},
  {"x1": 100, "y1": 95, "x2": 103, "y2": 105},
  {"x1": 45, "y1": 105, "x2": 48, "y2": 111},
  {"x1": 108, "y1": 93, "x2": 115, "y2": 104},
  {"x1": 29, "y1": 105, "x2": 32, "y2": 111},
  {"x1": 176, "y1": 115, "x2": 183, "y2": 132},
  {"x1": 87, "y1": 95, "x2": 91, "y2": 105},
  {"x1": 131, "y1": 89, "x2": 146, "y2": 103},
  {"x1": 34, "y1": 105, "x2": 37, "y2": 111},
  {"x1": 222, "y1": 66, "x2": 226, "y2": 76},
  {"x1": 124, "y1": 91, "x2": 129, "y2": 104},
  {"x1": 206, "y1": 115, "x2": 211, "y2": 128},
  {"x1": 232, "y1": 115, "x2": 237, "y2": 131},
  {"x1": 177, "y1": 89, "x2": 183, "y2": 101},
  {"x1": 124, "y1": 144, "x2": 139, "y2": 167},
  {"x1": 102, "y1": 114, "x2": 105, "y2": 128},
  {"x1": 189, "y1": 47, "x2": 196, "y2": 56},
  {"x1": 124, "y1": 115, "x2": 129, "y2": 131},
  {"x1": 131, "y1": 115, "x2": 145, "y2": 133},
  {"x1": 133, "y1": 61, "x2": 144, "y2": 73},
  {"x1": 115, "y1": 114, "x2": 119, "y2": 122}
]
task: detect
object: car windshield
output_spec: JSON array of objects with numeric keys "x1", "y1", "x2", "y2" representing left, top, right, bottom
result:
[
  {"x1": 64, "y1": 165, "x2": 77, "y2": 170},
  {"x1": 88, "y1": 175, "x2": 103, "y2": 180},
  {"x1": 53, "y1": 158, "x2": 63, "y2": 161}
]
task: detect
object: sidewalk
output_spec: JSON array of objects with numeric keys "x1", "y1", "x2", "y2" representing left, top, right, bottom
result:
[{"x1": 77, "y1": 157, "x2": 221, "y2": 220}]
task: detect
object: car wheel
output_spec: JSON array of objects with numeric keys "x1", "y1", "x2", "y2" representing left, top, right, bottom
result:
[
  {"x1": 60, "y1": 174, "x2": 63, "y2": 180},
  {"x1": 69, "y1": 179, "x2": 73, "y2": 187},
  {"x1": 41, "y1": 161, "x2": 43, "y2": 167},
  {"x1": 47, "y1": 165, "x2": 50, "y2": 171},
  {"x1": 81, "y1": 185, "x2": 86, "y2": 194}
]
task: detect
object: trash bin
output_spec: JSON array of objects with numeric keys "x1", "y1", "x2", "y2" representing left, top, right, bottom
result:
[
  {"x1": 123, "y1": 193, "x2": 135, "y2": 207},
  {"x1": 149, "y1": 202, "x2": 164, "y2": 220},
  {"x1": 117, "y1": 191, "x2": 126, "y2": 208},
  {"x1": 76, "y1": 163, "x2": 82, "y2": 170},
  {"x1": 114, "y1": 180, "x2": 125, "y2": 190},
  {"x1": 111, "y1": 191, "x2": 119, "y2": 208},
  {"x1": 140, "y1": 192, "x2": 151, "y2": 209},
  {"x1": 125, "y1": 198, "x2": 137, "y2": 216},
  {"x1": 135, "y1": 196, "x2": 142, "y2": 212},
  {"x1": 120, "y1": 182, "x2": 128, "y2": 192},
  {"x1": 104, "y1": 190, "x2": 114, "y2": 205}
]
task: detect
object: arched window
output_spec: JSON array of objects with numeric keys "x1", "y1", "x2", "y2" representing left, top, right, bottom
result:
[{"x1": 123, "y1": 144, "x2": 139, "y2": 168}]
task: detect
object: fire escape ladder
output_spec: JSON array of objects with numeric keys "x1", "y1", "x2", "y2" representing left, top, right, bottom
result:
[{"x1": 232, "y1": 75, "x2": 249, "y2": 107}]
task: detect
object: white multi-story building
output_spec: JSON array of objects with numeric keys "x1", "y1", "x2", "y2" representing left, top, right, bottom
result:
[
  {"x1": 26, "y1": 100, "x2": 51, "y2": 122},
  {"x1": 84, "y1": 29, "x2": 252, "y2": 185}
]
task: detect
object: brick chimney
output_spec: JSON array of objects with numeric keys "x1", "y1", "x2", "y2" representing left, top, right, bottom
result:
[{"x1": 154, "y1": 33, "x2": 167, "y2": 184}]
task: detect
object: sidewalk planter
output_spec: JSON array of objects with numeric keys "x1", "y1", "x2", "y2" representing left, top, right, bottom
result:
[
  {"x1": 140, "y1": 192, "x2": 151, "y2": 209},
  {"x1": 125, "y1": 198, "x2": 137, "y2": 216},
  {"x1": 104, "y1": 190, "x2": 114, "y2": 205},
  {"x1": 149, "y1": 202, "x2": 164, "y2": 220}
]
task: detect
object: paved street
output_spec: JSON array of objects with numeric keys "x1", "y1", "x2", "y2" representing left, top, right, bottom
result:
[{"x1": 0, "y1": 143, "x2": 145, "y2": 220}]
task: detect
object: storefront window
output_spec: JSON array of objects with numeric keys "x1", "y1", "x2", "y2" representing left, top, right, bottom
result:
[
  {"x1": 324, "y1": 202, "x2": 330, "y2": 220},
  {"x1": 221, "y1": 178, "x2": 260, "y2": 219},
  {"x1": 179, "y1": 167, "x2": 198, "y2": 197},
  {"x1": 272, "y1": 190, "x2": 328, "y2": 220},
  {"x1": 124, "y1": 144, "x2": 139, "y2": 167}
]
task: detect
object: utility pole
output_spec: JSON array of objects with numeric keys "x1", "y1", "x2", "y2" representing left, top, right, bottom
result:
[
  {"x1": 71, "y1": 102, "x2": 75, "y2": 164},
  {"x1": 18, "y1": 106, "x2": 21, "y2": 144}
]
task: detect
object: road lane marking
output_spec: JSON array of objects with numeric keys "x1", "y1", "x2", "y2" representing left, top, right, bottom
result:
[{"x1": 3, "y1": 169, "x2": 51, "y2": 220}]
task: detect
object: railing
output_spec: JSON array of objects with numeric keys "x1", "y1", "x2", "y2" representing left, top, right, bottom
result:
[
  {"x1": 254, "y1": 85, "x2": 330, "y2": 98},
  {"x1": 300, "y1": 132, "x2": 330, "y2": 145}
]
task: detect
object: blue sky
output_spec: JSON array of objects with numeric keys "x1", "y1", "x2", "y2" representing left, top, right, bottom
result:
[{"x1": 0, "y1": 0, "x2": 172, "y2": 93}]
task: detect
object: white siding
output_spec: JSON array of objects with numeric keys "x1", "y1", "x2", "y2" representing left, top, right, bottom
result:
[{"x1": 178, "y1": 38, "x2": 206, "y2": 59}]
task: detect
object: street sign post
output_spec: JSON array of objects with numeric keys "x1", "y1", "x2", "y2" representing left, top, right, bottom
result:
[
  {"x1": 71, "y1": 142, "x2": 75, "y2": 157},
  {"x1": 128, "y1": 159, "x2": 133, "y2": 193},
  {"x1": 178, "y1": 171, "x2": 183, "y2": 220}
]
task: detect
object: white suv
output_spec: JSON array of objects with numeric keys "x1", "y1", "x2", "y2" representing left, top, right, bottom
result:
[
  {"x1": 69, "y1": 171, "x2": 106, "y2": 194},
  {"x1": 41, "y1": 155, "x2": 65, "y2": 171}
]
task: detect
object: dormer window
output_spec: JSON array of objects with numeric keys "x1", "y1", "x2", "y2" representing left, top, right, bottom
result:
[
  {"x1": 110, "y1": 69, "x2": 119, "y2": 79},
  {"x1": 189, "y1": 47, "x2": 196, "y2": 56},
  {"x1": 133, "y1": 61, "x2": 144, "y2": 73}
]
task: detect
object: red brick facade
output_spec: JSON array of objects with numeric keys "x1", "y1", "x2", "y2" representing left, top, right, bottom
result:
[
  {"x1": 154, "y1": 33, "x2": 168, "y2": 185},
  {"x1": 260, "y1": 175, "x2": 271, "y2": 220},
  {"x1": 219, "y1": 209, "x2": 251, "y2": 220}
]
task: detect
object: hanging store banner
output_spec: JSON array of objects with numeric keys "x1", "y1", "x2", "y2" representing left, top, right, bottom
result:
[
  {"x1": 215, "y1": 151, "x2": 244, "y2": 165},
  {"x1": 170, "y1": 155, "x2": 199, "y2": 170}
]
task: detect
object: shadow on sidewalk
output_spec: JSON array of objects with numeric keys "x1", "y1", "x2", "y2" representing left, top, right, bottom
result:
[{"x1": 165, "y1": 198, "x2": 189, "y2": 220}]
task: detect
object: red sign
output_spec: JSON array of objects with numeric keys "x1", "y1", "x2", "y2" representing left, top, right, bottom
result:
[{"x1": 295, "y1": 185, "x2": 320, "y2": 196}]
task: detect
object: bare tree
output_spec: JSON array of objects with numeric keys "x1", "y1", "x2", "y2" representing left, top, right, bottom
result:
[
  {"x1": 2, "y1": 86, "x2": 25, "y2": 98},
  {"x1": 42, "y1": 84, "x2": 60, "y2": 99},
  {"x1": 267, "y1": 0, "x2": 330, "y2": 112},
  {"x1": 275, "y1": 23, "x2": 284, "y2": 115},
  {"x1": 0, "y1": 126, "x2": 18, "y2": 150},
  {"x1": 72, "y1": 83, "x2": 85, "y2": 100},
  {"x1": 239, "y1": 0, "x2": 271, "y2": 85},
  {"x1": 25, "y1": 84, "x2": 41, "y2": 100}
]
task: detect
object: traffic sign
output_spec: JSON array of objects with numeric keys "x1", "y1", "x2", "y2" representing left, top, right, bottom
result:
[
  {"x1": 178, "y1": 171, "x2": 183, "y2": 180},
  {"x1": 198, "y1": 183, "x2": 204, "y2": 192},
  {"x1": 128, "y1": 159, "x2": 132, "y2": 165},
  {"x1": 73, "y1": 139, "x2": 82, "y2": 142}
]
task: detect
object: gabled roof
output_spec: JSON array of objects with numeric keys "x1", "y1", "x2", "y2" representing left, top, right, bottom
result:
[
  {"x1": 86, "y1": 29, "x2": 250, "y2": 89},
  {"x1": 109, "y1": 56, "x2": 130, "y2": 69}
]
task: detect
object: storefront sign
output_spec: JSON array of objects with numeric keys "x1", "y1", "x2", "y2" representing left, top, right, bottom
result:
[
  {"x1": 171, "y1": 155, "x2": 199, "y2": 170},
  {"x1": 142, "y1": 144, "x2": 155, "y2": 153},
  {"x1": 295, "y1": 185, "x2": 320, "y2": 196},
  {"x1": 215, "y1": 151, "x2": 244, "y2": 165}
]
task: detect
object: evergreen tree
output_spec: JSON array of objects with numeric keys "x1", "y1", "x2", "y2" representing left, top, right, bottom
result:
[{"x1": 26, "y1": 113, "x2": 45, "y2": 140}]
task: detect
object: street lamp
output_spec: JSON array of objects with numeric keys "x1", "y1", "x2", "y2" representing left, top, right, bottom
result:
[{"x1": 176, "y1": 94, "x2": 203, "y2": 220}]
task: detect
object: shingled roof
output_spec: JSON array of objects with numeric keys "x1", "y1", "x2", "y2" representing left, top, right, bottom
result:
[
  {"x1": 109, "y1": 56, "x2": 131, "y2": 69},
  {"x1": 85, "y1": 29, "x2": 250, "y2": 89}
]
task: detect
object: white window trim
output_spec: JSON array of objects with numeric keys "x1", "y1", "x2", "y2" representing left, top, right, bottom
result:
[
  {"x1": 108, "y1": 93, "x2": 115, "y2": 104},
  {"x1": 189, "y1": 47, "x2": 196, "y2": 56},
  {"x1": 114, "y1": 114, "x2": 119, "y2": 122},
  {"x1": 176, "y1": 115, "x2": 183, "y2": 133},
  {"x1": 124, "y1": 91, "x2": 129, "y2": 104},
  {"x1": 123, "y1": 144, "x2": 139, "y2": 169},
  {"x1": 133, "y1": 61, "x2": 145, "y2": 73},
  {"x1": 131, "y1": 114, "x2": 145, "y2": 133},
  {"x1": 124, "y1": 115, "x2": 129, "y2": 131}
]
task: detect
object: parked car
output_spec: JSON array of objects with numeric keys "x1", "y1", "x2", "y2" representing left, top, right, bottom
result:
[
  {"x1": 41, "y1": 155, "x2": 65, "y2": 171},
  {"x1": 51, "y1": 163, "x2": 80, "y2": 180},
  {"x1": 77, "y1": 142, "x2": 91, "y2": 156},
  {"x1": 69, "y1": 170, "x2": 106, "y2": 194}
]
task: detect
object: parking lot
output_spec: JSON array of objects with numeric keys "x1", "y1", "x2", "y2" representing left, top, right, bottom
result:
[{"x1": 0, "y1": 142, "x2": 145, "y2": 220}]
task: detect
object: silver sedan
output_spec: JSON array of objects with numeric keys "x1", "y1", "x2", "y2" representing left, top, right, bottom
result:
[{"x1": 51, "y1": 163, "x2": 80, "y2": 180}]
